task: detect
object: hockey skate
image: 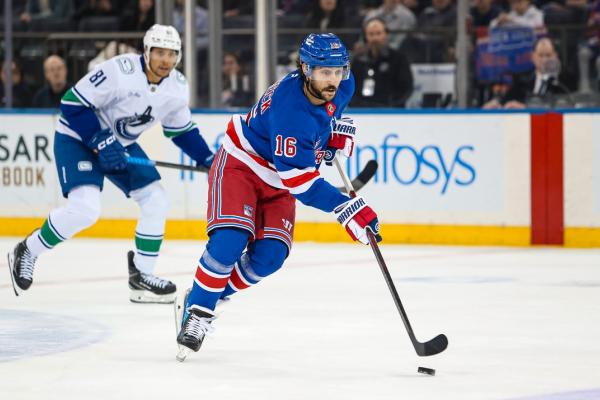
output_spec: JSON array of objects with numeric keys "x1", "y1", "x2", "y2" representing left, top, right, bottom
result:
[
  {"x1": 127, "y1": 250, "x2": 176, "y2": 304},
  {"x1": 174, "y1": 288, "x2": 228, "y2": 335},
  {"x1": 6, "y1": 240, "x2": 37, "y2": 296},
  {"x1": 175, "y1": 296, "x2": 215, "y2": 362}
]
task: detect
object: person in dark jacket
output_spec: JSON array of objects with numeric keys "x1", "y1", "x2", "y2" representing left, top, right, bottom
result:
[
  {"x1": 32, "y1": 55, "x2": 71, "y2": 108},
  {"x1": 0, "y1": 59, "x2": 34, "y2": 108},
  {"x1": 483, "y1": 38, "x2": 570, "y2": 108},
  {"x1": 351, "y1": 17, "x2": 413, "y2": 107}
]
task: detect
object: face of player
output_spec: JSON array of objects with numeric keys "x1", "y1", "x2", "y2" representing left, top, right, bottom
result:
[
  {"x1": 146, "y1": 47, "x2": 178, "y2": 83},
  {"x1": 305, "y1": 66, "x2": 344, "y2": 103}
]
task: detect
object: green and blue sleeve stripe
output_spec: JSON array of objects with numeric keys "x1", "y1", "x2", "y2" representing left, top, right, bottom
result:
[
  {"x1": 170, "y1": 124, "x2": 213, "y2": 164},
  {"x1": 162, "y1": 121, "x2": 195, "y2": 138},
  {"x1": 60, "y1": 88, "x2": 101, "y2": 144}
]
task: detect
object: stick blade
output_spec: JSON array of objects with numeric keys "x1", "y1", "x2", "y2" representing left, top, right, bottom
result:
[
  {"x1": 415, "y1": 334, "x2": 448, "y2": 357},
  {"x1": 353, "y1": 159, "x2": 378, "y2": 190}
]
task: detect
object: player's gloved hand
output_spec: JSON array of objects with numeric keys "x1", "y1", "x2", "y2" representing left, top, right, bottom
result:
[
  {"x1": 324, "y1": 116, "x2": 356, "y2": 166},
  {"x1": 334, "y1": 196, "x2": 382, "y2": 245},
  {"x1": 86, "y1": 128, "x2": 127, "y2": 173},
  {"x1": 198, "y1": 153, "x2": 215, "y2": 170}
]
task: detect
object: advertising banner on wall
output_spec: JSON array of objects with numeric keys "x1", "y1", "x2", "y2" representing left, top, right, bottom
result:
[
  {"x1": 0, "y1": 114, "x2": 59, "y2": 217},
  {"x1": 0, "y1": 111, "x2": 531, "y2": 227}
]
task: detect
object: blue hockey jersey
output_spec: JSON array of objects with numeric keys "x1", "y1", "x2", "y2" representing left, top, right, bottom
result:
[{"x1": 222, "y1": 70, "x2": 354, "y2": 212}]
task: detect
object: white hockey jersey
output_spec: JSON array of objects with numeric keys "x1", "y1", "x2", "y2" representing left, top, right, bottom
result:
[{"x1": 57, "y1": 53, "x2": 194, "y2": 146}]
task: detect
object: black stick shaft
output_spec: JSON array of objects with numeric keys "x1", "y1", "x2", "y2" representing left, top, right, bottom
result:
[{"x1": 333, "y1": 156, "x2": 448, "y2": 357}]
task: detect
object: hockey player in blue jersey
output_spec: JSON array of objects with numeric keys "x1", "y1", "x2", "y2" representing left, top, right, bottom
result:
[
  {"x1": 175, "y1": 33, "x2": 383, "y2": 361},
  {"x1": 6, "y1": 24, "x2": 214, "y2": 304}
]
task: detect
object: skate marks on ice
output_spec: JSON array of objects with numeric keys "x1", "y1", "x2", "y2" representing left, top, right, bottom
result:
[{"x1": 0, "y1": 309, "x2": 109, "y2": 362}]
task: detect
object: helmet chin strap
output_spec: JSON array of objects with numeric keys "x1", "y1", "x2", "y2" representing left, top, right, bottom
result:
[{"x1": 143, "y1": 50, "x2": 159, "y2": 79}]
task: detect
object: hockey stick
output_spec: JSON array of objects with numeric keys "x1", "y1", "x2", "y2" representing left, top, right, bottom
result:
[
  {"x1": 333, "y1": 156, "x2": 448, "y2": 357},
  {"x1": 126, "y1": 156, "x2": 209, "y2": 173},
  {"x1": 126, "y1": 156, "x2": 379, "y2": 193}
]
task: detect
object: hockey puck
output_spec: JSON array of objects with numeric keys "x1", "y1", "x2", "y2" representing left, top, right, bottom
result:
[{"x1": 417, "y1": 367, "x2": 436, "y2": 376}]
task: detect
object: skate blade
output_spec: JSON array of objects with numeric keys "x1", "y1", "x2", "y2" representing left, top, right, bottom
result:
[
  {"x1": 174, "y1": 295, "x2": 184, "y2": 335},
  {"x1": 6, "y1": 251, "x2": 21, "y2": 297},
  {"x1": 129, "y1": 289, "x2": 175, "y2": 304},
  {"x1": 176, "y1": 346, "x2": 190, "y2": 362}
]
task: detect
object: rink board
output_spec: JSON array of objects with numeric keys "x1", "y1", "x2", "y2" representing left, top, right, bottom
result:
[
  {"x1": 0, "y1": 110, "x2": 597, "y2": 246},
  {"x1": 563, "y1": 113, "x2": 600, "y2": 246}
]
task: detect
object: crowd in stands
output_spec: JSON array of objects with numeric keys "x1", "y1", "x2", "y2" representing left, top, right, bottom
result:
[{"x1": 1, "y1": 0, "x2": 599, "y2": 108}]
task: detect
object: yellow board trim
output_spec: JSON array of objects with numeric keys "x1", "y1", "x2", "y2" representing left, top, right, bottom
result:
[
  {"x1": 564, "y1": 228, "x2": 600, "y2": 248},
  {"x1": 0, "y1": 217, "x2": 533, "y2": 246}
]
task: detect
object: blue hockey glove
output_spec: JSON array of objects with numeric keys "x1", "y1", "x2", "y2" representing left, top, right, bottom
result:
[
  {"x1": 86, "y1": 128, "x2": 127, "y2": 173},
  {"x1": 199, "y1": 153, "x2": 215, "y2": 170}
]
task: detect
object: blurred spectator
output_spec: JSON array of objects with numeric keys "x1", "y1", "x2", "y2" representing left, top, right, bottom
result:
[
  {"x1": 87, "y1": 41, "x2": 138, "y2": 71},
  {"x1": 403, "y1": 0, "x2": 430, "y2": 17},
  {"x1": 414, "y1": 0, "x2": 457, "y2": 62},
  {"x1": 490, "y1": 0, "x2": 544, "y2": 29},
  {"x1": 305, "y1": 0, "x2": 347, "y2": 30},
  {"x1": 0, "y1": 60, "x2": 33, "y2": 108},
  {"x1": 173, "y1": 0, "x2": 209, "y2": 50},
  {"x1": 483, "y1": 38, "x2": 570, "y2": 108},
  {"x1": 223, "y1": 0, "x2": 254, "y2": 17},
  {"x1": 418, "y1": 0, "x2": 456, "y2": 27},
  {"x1": 540, "y1": 0, "x2": 587, "y2": 25},
  {"x1": 351, "y1": 18, "x2": 414, "y2": 107},
  {"x1": 19, "y1": 0, "x2": 73, "y2": 31},
  {"x1": 470, "y1": 0, "x2": 502, "y2": 30},
  {"x1": 578, "y1": 0, "x2": 600, "y2": 92},
  {"x1": 121, "y1": 0, "x2": 155, "y2": 31},
  {"x1": 222, "y1": 51, "x2": 254, "y2": 107},
  {"x1": 278, "y1": 0, "x2": 311, "y2": 15},
  {"x1": 72, "y1": 0, "x2": 121, "y2": 21},
  {"x1": 363, "y1": 0, "x2": 416, "y2": 49},
  {"x1": 32, "y1": 55, "x2": 71, "y2": 108}
]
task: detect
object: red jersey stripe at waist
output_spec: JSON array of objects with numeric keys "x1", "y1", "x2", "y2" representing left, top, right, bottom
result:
[
  {"x1": 280, "y1": 169, "x2": 320, "y2": 189},
  {"x1": 226, "y1": 118, "x2": 276, "y2": 172}
]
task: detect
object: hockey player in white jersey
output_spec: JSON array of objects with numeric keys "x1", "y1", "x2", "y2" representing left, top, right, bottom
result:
[{"x1": 6, "y1": 24, "x2": 214, "y2": 304}]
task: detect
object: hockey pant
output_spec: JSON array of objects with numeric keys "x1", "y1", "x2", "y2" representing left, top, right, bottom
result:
[{"x1": 186, "y1": 228, "x2": 288, "y2": 310}]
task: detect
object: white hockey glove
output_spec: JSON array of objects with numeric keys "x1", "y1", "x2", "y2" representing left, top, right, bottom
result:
[
  {"x1": 334, "y1": 196, "x2": 382, "y2": 245},
  {"x1": 324, "y1": 117, "x2": 356, "y2": 165}
]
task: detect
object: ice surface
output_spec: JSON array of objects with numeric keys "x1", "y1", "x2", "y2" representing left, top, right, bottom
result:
[{"x1": 1, "y1": 238, "x2": 599, "y2": 400}]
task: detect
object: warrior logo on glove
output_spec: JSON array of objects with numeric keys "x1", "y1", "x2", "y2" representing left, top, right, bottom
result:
[
  {"x1": 324, "y1": 116, "x2": 357, "y2": 165},
  {"x1": 334, "y1": 195, "x2": 382, "y2": 245}
]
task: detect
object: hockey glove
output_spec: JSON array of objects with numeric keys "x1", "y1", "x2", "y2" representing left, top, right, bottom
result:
[
  {"x1": 324, "y1": 117, "x2": 356, "y2": 166},
  {"x1": 199, "y1": 153, "x2": 215, "y2": 169},
  {"x1": 86, "y1": 128, "x2": 127, "y2": 173},
  {"x1": 334, "y1": 196, "x2": 382, "y2": 245}
]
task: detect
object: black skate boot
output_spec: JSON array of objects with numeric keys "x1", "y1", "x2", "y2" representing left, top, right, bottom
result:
[
  {"x1": 176, "y1": 305, "x2": 215, "y2": 362},
  {"x1": 127, "y1": 250, "x2": 176, "y2": 304},
  {"x1": 6, "y1": 240, "x2": 37, "y2": 296}
]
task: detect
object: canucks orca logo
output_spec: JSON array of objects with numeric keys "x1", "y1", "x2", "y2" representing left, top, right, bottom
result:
[{"x1": 114, "y1": 106, "x2": 155, "y2": 140}]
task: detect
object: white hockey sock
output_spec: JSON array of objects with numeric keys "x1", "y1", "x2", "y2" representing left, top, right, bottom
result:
[
  {"x1": 26, "y1": 186, "x2": 101, "y2": 257},
  {"x1": 130, "y1": 182, "x2": 168, "y2": 275},
  {"x1": 26, "y1": 229, "x2": 49, "y2": 257}
]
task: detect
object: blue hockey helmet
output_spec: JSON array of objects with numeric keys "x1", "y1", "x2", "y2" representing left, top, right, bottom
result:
[{"x1": 299, "y1": 33, "x2": 350, "y2": 80}]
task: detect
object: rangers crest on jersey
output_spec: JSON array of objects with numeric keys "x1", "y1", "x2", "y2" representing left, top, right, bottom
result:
[
  {"x1": 325, "y1": 102, "x2": 336, "y2": 116},
  {"x1": 114, "y1": 106, "x2": 155, "y2": 140}
]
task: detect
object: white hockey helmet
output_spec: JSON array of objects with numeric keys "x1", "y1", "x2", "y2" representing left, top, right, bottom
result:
[{"x1": 143, "y1": 24, "x2": 182, "y2": 65}]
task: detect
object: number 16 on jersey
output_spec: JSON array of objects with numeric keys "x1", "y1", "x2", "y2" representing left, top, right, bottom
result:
[{"x1": 274, "y1": 135, "x2": 297, "y2": 158}]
